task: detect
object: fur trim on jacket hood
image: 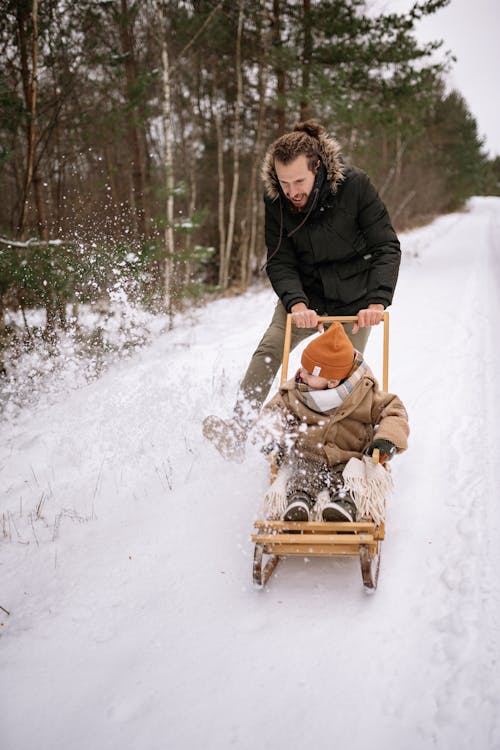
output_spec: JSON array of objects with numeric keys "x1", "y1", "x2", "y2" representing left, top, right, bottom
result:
[{"x1": 261, "y1": 127, "x2": 346, "y2": 201}]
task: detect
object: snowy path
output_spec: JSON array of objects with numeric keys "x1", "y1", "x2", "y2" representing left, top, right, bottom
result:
[{"x1": 2, "y1": 197, "x2": 500, "y2": 750}]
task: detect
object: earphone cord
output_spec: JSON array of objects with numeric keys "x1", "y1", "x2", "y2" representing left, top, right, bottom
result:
[{"x1": 260, "y1": 187, "x2": 319, "y2": 272}]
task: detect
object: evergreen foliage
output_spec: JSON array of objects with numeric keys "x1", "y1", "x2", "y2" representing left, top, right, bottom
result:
[{"x1": 0, "y1": 0, "x2": 496, "y2": 340}]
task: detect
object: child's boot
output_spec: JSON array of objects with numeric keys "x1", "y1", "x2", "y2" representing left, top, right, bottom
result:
[
  {"x1": 282, "y1": 492, "x2": 315, "y2": 522},
  {"x1": 321, "y1": 492, "x2": 357, "y2": 522}
]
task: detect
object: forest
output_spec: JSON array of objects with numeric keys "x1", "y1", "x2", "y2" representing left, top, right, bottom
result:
[{"x1": 1, "y1": 0, "x2": 499, "y2": 350}]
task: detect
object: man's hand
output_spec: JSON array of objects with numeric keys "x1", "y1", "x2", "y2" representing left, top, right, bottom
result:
[
  {"x1": 352, "y1": 304, "x2": 384, "y2": 334},
  {"x1": 290, "y1": 303, "x2": 324, "y2": 331}
]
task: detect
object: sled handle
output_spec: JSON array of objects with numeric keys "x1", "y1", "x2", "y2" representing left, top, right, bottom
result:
[{"x1": 281, "y1": 312, "x2": 390, "y2": 391}]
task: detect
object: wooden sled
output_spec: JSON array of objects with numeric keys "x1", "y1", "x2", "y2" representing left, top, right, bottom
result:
[{"x1": 252, "y1": 312, "x2": 390, "y2": 593}]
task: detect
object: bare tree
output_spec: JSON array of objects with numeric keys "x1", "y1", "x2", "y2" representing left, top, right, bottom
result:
[
  {"x1": 16, "y1": 0, "x2": 42, "y2": 238},
  {"x1": 219, "y1": 0, "x2": 244, "y2": 290},
  {"x1": 214, "y1": 106, "x2": 226, "y2": 286},
  {"x1": 300, "y1": 0, "x2": 312, "y2": 121},
  {"x1": 159, "y1": 1, "x2": 175, "y2": 318},
  {"x1": 240, "y1": 5, "x2": 271, "y2": 287},
  {"x1": 272, "y1": 0, "x2": 286, "y2": 135},
  {"x1": 117, "y1": 0, "x2": 149, "y2": 237}
]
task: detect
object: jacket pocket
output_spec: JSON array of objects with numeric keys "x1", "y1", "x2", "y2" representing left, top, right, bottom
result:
[
  {"x1": 333, "y1": 256, "x2": 371, "y2": 303},
  {"x1": 336, "y1": 255, "x2": 371, "y2": 280}
]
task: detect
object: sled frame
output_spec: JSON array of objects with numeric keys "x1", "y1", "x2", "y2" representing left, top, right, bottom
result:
[
  {"x1": 253, "y1": 313, "x2": 390, "y2": 592},
  {"x1": 252, "y1": 520, "x2": 384, "y2": 590}
]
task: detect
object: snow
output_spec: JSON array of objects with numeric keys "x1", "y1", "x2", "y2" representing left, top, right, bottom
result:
[{"x1": 2, "y1": 197, "x2": 500, "y2": 750}]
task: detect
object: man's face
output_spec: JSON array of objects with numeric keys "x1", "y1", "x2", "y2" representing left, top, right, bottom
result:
[{"x1": 275, "y1": 154, "x2": 317, "y2": 210}]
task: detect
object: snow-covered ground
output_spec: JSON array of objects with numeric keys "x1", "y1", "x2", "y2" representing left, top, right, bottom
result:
[{"x1": 2, "y1": 197, "x2": 500, "y2": 750}]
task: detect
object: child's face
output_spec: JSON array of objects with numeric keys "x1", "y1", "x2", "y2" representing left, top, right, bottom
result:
[{"x1": 297, "y1": 367, "x2": 340, "y2": 390}]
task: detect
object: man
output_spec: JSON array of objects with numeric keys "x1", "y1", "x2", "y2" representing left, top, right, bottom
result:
[{"x1": 203, "y1": 120, "x2": 401, "y2": 461}]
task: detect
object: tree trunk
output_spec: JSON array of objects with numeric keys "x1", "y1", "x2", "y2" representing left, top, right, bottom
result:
[
  {"x1": 394, "y1": 123, "x2": 407, "y2": 187},
  {"x1": 178, "y1": 106, "x2": 198, "y2": 288},
  {"x1": 184, "y1": 158, "x2": 197, "y2": 286},
  {"x1": 220, "y1": 0, "x2": 244, "y2": 290},
  {"x1": 17, "y1": 0, "x2": 39, "y2": 238},
  {"x1": 240, "y1": 9, "x2": 269, "y2": 287},
  {"x1": 160, "y1": 2, "x2": 175, "y2": 320},
  {"x1": 118, "y1": 0, "x2": 148, "y2": 238},
  {"x1": 32, "y1": 173, "x2": 48, "y2": 240},
  {"x1": 272, "y1": 0, "x2": 286, "y2": 135},
  {"x1": 300, "y1": 0, "x2": 312, "y2": 121},
  {"x1": 214, "y1": 109, "x2": 226, "y2": 287}
]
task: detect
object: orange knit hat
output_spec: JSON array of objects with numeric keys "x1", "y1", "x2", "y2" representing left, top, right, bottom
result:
[{"x1": 301, "y1": 322, "x2": 355, "y2": 380}]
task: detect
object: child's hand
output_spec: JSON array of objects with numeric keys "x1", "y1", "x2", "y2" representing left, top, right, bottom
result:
[{"x1": 366, "y1": 439, "x2": 397, "y2": 463}]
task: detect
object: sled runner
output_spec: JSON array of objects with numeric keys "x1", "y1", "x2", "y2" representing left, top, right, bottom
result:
[{"x1": 252, "y1": 313, "x2": 390, "y2": 592}]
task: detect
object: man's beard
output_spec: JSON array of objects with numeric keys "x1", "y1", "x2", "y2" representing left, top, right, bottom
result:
[{"x1": 287, "y1": 194, "x2": 308, "y2": 212}]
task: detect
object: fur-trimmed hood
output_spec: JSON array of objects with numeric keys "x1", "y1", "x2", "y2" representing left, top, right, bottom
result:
[{"x1": 261, "y1": 130, "x2": 346, "y2": 201}]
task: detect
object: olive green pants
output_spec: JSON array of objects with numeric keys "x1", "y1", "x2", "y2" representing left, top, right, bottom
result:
[{"x1": 236, "y1": 300, "x2": 371, "y2": 419}]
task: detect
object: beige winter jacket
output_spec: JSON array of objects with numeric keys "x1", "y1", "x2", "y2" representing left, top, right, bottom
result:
[{"x1": 262, "y1": 365, "x2": 409, "y2": 467}]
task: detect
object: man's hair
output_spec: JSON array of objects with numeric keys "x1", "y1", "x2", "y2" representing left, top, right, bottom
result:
[{"x1": 270, "y1": 120, "x2": 325, "y2": 172}]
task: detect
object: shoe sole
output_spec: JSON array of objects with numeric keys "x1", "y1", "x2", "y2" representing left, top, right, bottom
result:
[
  {"x1": 322, "y1": 502, "x2": 355, "y2": 522},
  {"x1": 283, "y1": 500, "x2": 310, "y2": 522}
]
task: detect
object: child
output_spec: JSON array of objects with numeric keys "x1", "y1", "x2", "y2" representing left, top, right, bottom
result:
[{"x1": 258, "y1": 322, "x2": 409, "y2": 522}]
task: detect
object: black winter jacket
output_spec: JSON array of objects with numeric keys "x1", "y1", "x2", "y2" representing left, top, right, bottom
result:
[{"x1": 261, "y1": 135, "x2": 401, "y2": 316}]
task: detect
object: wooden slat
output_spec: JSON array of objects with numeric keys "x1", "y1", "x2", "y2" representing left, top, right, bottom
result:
[
  {"x1": 257, "y1": 543, "x2": 376, "y2": 557},
  {"x1": 253, "y1": 520, "x2": 385, "y2": 541},
  {"x1": 280, "y1": 313, "x2": 293, "y2": 385},
  {"x1": 383, "y1": 311, "x2": 389, "y2": 391},
  {"x1": 252, "y1": 533, "x2": 374, "y2": 545},
  {"x1": 253, "y1": 520, "x2": 376, "y2": 532}
]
